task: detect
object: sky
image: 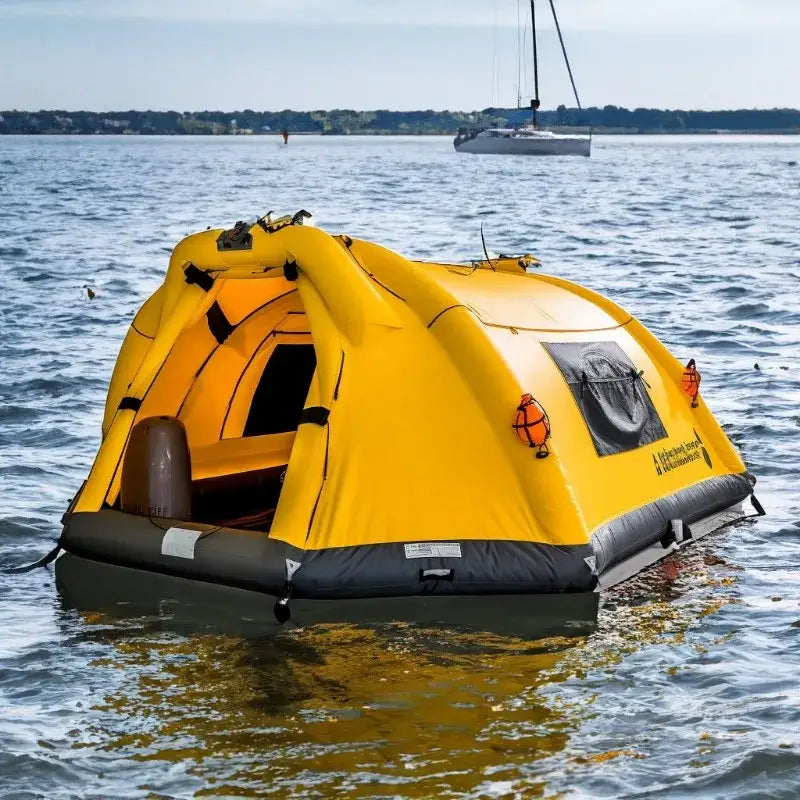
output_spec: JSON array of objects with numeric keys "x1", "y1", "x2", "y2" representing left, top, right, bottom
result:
[{"x1": 0, "y1": 0, "x2": 798, "y2": 111}]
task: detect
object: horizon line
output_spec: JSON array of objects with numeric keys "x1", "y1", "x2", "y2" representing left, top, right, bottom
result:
[{"x1": 4, "y1": 106, "x2": 800, "y2": 115}]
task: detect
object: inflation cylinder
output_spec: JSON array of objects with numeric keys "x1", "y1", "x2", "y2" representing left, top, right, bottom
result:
[{"x1": 120, "y1": 416, "x2": 192, "y2": 520}]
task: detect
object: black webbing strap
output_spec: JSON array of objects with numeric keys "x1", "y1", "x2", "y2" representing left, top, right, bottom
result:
[
  {"x1": 283, "y1": 259, "x2": 299, "y2": 281},
  {"x1": 206, "y1": 302, "x2": 233, "y2": 344},
  {"x1": 184, "y1": 263, "x2": 215, "y2": 291},
  {"x1": 118, "y1": 396, "x2": 142, "y2": 411},
  {"x1": 299, "y1": 406, "x2": 330, "y2": 426},
  {"x1": 2, "y1": 541, "x2": 62, "y2": 574},
  {"x1": 751, "y1": 494, "x2": 766, "y2": 516}
]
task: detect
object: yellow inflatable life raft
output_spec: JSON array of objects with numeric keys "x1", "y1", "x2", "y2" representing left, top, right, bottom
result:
[{"x1": 56, "y1": 211, "x2": 760, "y2": 619}]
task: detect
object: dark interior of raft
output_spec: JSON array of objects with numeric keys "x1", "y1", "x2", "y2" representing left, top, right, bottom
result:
[{"x1": 118, "y1": 341, "x2": 317, "y2": 532}]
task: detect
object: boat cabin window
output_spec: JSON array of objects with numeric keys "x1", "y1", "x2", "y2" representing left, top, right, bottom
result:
[{"x1": 243, "y1": 343, "x2": 317, "y2": 437}]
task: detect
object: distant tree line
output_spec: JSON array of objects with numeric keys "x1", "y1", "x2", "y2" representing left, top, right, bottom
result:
[{"x1": 1, "y1": 106, "x2": 799, "y2": 135}]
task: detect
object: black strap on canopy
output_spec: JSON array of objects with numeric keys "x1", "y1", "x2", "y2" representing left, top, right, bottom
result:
[
  {"x1": 206, "y1": 302, "x2": 234, "y2": 344},
  {"x1": 118, "y1": 396, "x2": 142, "y2": 412},
  {"x1": 283, "y1": 259, "x2": 299, "y2": 281},
  {"x1": 184, "y1": 263, "x2": 215, "y2": 291},
  {"x1": 299, "y1": 406, "x2": 330, "y2": 426}
]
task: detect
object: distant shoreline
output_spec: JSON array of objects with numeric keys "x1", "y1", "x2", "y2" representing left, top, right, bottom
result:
[
  {"x1": 2, "y1": 107, "x2": 799, "y2": 136},
  {"x1": 2, "y1": 130, "x2": 799, "y2": 136}
]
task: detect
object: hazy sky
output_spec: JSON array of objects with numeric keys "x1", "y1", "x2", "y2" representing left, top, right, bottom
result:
[{"x1": 0, "y1": 0, "x2": 798, "y2": 111}]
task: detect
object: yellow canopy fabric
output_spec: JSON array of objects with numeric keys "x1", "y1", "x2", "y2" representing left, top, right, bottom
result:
[{"x1": 75, "y1": 219, "x2": 747, "y2": 555}]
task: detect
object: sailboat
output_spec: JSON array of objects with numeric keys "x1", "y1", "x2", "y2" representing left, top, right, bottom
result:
[{"x1": 454, "y1": 0, "x2": 591, "y2": 156}]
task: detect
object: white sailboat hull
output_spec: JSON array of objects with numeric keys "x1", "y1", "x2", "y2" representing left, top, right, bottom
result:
[{"x1": 454, "y1": 131, "x2": 591, "y2": 157}]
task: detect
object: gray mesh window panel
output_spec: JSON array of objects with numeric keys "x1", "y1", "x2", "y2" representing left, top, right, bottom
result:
[{"x1": 543, "y1": 341, "x2": 667, "y2": 456}]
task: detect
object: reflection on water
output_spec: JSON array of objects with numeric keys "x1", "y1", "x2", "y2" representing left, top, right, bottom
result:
[
  {"x1": 85, "y1": 626, "x2": 574, "y2": 797},
  {"x1": 51, "y1": 535, "x2": 745, "y2": 798}
]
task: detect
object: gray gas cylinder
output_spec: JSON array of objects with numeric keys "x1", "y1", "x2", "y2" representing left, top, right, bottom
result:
[{"x1": 120, "y1": 416, "x2": 192, "y2": 520}]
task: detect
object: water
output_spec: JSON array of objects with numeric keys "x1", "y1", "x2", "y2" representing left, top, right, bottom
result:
[{"x1": 1, "y1": 134, "x2": 799, "y2": 798}]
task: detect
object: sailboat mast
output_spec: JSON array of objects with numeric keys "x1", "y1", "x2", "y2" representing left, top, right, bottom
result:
[
  {"x1": 530, "y1": 0, "x2": 540, "y2": 127},
  {"x1": 548, "y1": 0, "x2": 582, "y2": 109},
  {"x1": 516, "y1": 0, "x2": 522, "y2": 108}
]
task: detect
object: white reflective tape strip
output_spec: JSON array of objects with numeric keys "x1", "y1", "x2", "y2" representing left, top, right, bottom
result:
[
  {"x1": 285, "y1": 558, "x2": 302, "y2": 580},
  {"x1": 583, "y1": 555, "x2": 597, "y2": 575},
  {"x1": 161, "y1": 527, "x2": 203, "y2": 559},
  {"x1": 421, "y1": 568, "x2": 453, "y2": 578},
  {"x1": 404, "y1": 542, "x2": 462, "y2": 559}
]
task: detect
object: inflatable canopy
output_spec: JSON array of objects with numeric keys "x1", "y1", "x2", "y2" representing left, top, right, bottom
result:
[{"x1": 62, "y1": 213, "x2": 756, "y2": 604}]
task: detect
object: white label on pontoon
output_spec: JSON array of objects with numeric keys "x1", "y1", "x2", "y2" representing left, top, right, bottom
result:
[
  {"x1": 161, "y1": 527, "x2": 203, "y2": 559},
  {"x1": 404, "y1": 542, "x2": 462, "y2": 559},
  {"x1": 285, "y1": 558, "x2": 302, "y2": 579}
]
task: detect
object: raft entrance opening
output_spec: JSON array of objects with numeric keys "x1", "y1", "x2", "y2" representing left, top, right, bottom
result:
[
  {"x1": 189, "y1": 340, "x2": 318, "y2": 532},
  {"x1": 244, "y1": 344, "x2": 317, "y2": 437}
]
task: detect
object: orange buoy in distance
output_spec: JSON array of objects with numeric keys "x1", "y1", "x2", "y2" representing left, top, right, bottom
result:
[
  {"x1": 681, "y1": 358, "x2": 701, "y2": 407},
  {"x1": 514, "y1": 393, "x2": 551, "y2": 458}
]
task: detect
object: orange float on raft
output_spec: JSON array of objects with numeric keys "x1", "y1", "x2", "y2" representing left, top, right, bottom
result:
[
  {"x1": 514, "y1": 393, "x2": 551, "y2": 458},
  {"x1": 681, "y1": 359, "x2": 701, "y2": 408}
]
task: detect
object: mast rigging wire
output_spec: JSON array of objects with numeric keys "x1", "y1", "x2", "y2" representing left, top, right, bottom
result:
[
  {"x1": 548, "y1": 0, "x2": 582, "y2": 109},
  {"x1": 530, "y1": 0, "x2": 540, "y2": 126}
]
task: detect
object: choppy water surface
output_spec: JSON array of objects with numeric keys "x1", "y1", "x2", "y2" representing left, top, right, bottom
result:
[{"x1": 1, "y1": 134, "x2": 799, "y2": 798}]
